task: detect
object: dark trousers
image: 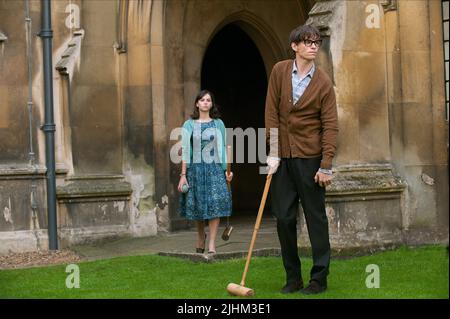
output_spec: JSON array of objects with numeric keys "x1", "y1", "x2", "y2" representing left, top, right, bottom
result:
[{"x1": 270, "y1": 157, "x2": 330, "y2": 287}]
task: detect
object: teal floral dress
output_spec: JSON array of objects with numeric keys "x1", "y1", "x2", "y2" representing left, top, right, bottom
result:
[{"x1": 179, "y1": 120, "x2": 232, "y2": 221}]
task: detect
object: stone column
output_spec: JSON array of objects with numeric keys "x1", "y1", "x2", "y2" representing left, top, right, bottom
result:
[
  {"x1": 304, "y1": 0, "x2": 407, "y2": 249},
  {"x1": 392, "y1": 0, "x2": 448, "y2": 241},
  {"x1": 121, "y1": 0, "x2": 158, "y2": 237}
]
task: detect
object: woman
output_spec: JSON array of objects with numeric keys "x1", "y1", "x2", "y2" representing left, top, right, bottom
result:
[{"x1": 178, "y1": 90, "x2": 233, "y2": 255}]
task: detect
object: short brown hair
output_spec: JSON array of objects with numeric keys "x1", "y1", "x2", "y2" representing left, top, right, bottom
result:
[{"x1": 289, "y1": 24, "x2": 321, "y2": 45}]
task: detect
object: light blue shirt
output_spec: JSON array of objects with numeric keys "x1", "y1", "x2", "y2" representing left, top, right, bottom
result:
[{"x1": 292, "y1": 61, "x2": 315, "y2": 105}]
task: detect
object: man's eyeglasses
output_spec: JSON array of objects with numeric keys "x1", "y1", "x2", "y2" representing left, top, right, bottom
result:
[{"x1": 302, "y1": 39, "x2": 322, "y2": 48}]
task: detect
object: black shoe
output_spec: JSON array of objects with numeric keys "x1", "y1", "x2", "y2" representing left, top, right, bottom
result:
[
  {"x1": 195, "y1": 234, "x2": 207, "y2": 254},
  {"x1": 300, "y1": 280, "x2": 327, "y2": 295},
  {"x1": 280, "y1": 280, "x2": 304, "y2": 294}
]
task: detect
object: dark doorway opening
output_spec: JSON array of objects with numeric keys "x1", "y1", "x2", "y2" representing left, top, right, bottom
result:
[{"x1": 201, "y1": 23, "x2": 269, "y2": 216}]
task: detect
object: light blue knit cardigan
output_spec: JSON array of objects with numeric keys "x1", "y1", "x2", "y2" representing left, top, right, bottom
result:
[{"x1": 181, "y1": 119, "x2": 227, "y2": 171}]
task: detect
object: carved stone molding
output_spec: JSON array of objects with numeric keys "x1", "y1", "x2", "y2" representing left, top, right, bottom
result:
[
  {"x1": 380, "y1": 0, "x2": 397, "y2": 13},
  {"x1": 55, "y1": 30, "x2": 85, "y2": 75},
  {"x1": 114, "y1": 0, "x2": 128, "y2": 53},
  {"x1": 0, "y1": 31, "x2": 7, "y2": 43},
  {"x1": 326, "y1": 164, "x2": 406, "y2": 198},
  {"x1": 305, "y1": 0, "x2": 338, "y2": 37},
  {"x1": 57, "y1": 175, "x2": 132, "y2": 201}
]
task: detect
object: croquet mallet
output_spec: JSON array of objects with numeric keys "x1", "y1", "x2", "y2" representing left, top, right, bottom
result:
[{"x1": 226, "y1": 173, "x2": 273, "y2": 297}]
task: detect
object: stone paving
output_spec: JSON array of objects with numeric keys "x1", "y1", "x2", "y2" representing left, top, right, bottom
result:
[{"x1": 71, "y1": 215, "x2": 282, "y2": 262}]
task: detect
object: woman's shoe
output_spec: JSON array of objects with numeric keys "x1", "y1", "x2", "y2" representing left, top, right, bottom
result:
[{"x1": 195, "y1": 234, "x2": 207, "y2": 254}]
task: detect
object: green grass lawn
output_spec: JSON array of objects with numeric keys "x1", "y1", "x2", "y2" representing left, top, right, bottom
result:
[{"x1": 0, "y1": 245, "x2": 447, "y2": 299}]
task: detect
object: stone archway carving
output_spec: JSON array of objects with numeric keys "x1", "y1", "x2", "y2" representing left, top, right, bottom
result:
[
  {"x1": 206, "y1": 11, "x2": 287, "y2": 76},
  {"x1": 182, "y1": 10, "x2": 288, "y2": 117}
]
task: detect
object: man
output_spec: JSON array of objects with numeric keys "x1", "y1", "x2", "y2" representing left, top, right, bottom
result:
[{"x1": 265, "y1": 24, "x2": 338, "y2": 295}]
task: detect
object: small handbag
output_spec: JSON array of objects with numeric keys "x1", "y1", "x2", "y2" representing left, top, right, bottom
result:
[
  {"x1": 181, "y1": 183, "x2": 189, "y2": 193},
  {"x1": 222, "y1": 216, "x2": 233, "y2": 241}
]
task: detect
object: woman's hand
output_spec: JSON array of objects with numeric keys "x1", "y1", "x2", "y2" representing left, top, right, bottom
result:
[
  {"x1": 178, "y1": 175, "x2": 189, "y2": 192},
  {"x1": 225, "y1": 171, "x2": 233, "y2": 183}
]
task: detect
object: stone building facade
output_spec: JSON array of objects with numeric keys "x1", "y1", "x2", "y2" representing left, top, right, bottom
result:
[{"x1": 0, "y1": 0, "x2": 448, "y2": 254}]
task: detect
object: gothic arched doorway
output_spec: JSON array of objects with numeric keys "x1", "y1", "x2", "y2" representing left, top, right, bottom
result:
[{"x1": 201, "y1": 23, "x2": 268, "y2": 216}]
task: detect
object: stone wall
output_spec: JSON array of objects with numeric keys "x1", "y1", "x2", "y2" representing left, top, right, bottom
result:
[
  {"x1": 302, "y1": 0, "x2": 448, "y2": 247},
  {"x1": 0, "y1": 0, "x2": 447, "y2": 254}
]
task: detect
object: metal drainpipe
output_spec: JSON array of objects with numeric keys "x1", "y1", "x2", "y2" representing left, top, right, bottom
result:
[{"x1": 39, "y1": 0, "x2": 58, "y2": 250}]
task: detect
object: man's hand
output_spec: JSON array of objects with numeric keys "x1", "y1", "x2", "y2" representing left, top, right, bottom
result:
[
  {"x1": 267, "y1": 156, "x2": 280, "y2": 175},
  {"x1": 314, "y1": 171, "x2": 332, "y2": 187}
]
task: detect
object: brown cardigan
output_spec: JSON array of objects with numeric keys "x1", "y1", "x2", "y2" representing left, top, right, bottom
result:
[{"x1": 265, "y1": 59, "x2": 338, "y2": 169}]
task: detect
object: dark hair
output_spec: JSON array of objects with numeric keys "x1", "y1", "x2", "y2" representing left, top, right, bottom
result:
[
  {"x1": 289, "y1": 24, "x2": 321, "y2": 45},
  {"x1": 190, "y1": 89, "x2": 221, "y2": 119}
]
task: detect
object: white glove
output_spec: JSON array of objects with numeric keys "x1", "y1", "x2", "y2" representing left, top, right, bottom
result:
[{"x1": 266, "y1": 156, "x2": 280, "y2": 175}]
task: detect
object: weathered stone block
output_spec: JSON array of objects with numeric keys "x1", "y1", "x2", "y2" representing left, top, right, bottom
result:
[
  {"x1": 334, "y1": 103, "x2": 359, "y2": 165},
  {"x1": 0, "y1": 167, "x2": 47, "y2": 232},
  {"x1": 400, "y1": 51, "x2": 432, "y2": 103},
  {"x1": 127, "y1": 44, "x2": 151, "y2": 86},
  {"x1": 81, "y1": 3, "x2": 116, "y2": 46},
  {"x1": 70, "y1": 125, "x2": 122, "y2": 174},
  {"x1": 0, "y1": 167, "x2": 48, "y2": 254},
  {"x1": 0, "y1": 230, "x2": 49, "y2": 255},
  {"x1": 299, "y1": 164, "x2": 406, "y2": 247},
  {"x1": 76, "y1": 47, "x2": 117, "y2": 86},
  {"x1": 337, "y1": 50, "x2": 387, "y2": 105},
  {"x1": 359, "y1": 103, "x2": 390, "y2": 162},
  {"x1": 57, "y1": 176, "x2": 133, "y2": 245},
  {"x1": 398, "y1": 0, "x2": 430, "y2": 51},
  {"x1": 125, "y1": 85, "x2": 152, "y2": 127}
]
